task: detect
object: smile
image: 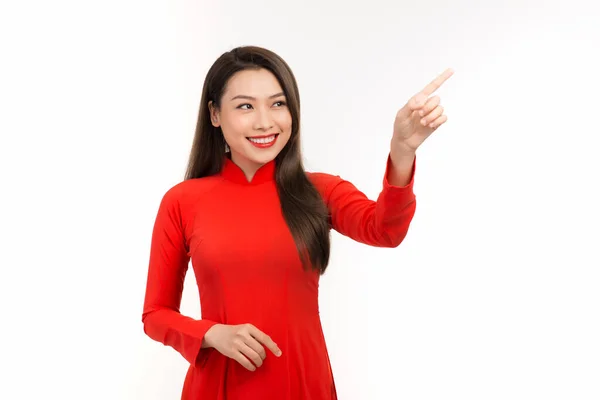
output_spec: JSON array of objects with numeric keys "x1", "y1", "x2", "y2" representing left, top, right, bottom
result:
[{"x1": 247, "y1": 134, "x2": 279, "y2": 148}]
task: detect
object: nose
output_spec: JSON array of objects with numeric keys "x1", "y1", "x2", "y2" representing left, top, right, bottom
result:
[{"x1": 253, "y1": 107, "x2": 274, "y2": 131}]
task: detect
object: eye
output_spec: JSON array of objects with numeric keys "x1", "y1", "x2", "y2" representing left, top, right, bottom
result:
[
  {"x1": 274, "y1": 101, "x2": 287, "y2": 107},
  {"x1": 237, "y1": 103, "x2": 252, "y2": 110}
]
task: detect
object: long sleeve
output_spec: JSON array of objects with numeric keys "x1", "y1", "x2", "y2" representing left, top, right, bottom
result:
[
  {"x1": 311, "y1": 153, "x2": 417, "y2": 247},
  {"x1": 141, "y1": 186, "x2": 218, "y2": 366}
]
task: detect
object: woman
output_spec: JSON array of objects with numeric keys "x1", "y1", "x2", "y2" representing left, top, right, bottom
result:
[{"x1": 141, "y1": 45, "x2": 453, "y2": 399}]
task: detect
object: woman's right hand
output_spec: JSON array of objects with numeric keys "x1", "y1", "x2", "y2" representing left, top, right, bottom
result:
[{"x1": 203, "y1": 323, "x2": 282, "y2": 371}]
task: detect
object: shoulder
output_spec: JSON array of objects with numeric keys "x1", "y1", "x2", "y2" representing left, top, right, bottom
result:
[
  {"x1": 159, "y1": 176, "x2": 223, "y2": 210},
  {"x1": 306, "y1": 171, "x2": 341, "y2": 191},
  {"x1": 305, "y1": 171, "x2": 354, "y2": 205}
]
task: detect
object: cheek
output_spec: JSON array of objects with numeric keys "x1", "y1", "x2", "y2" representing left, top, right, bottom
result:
[
  {"x1": 277, "y1": 112, "x2": 293, "y2": 134},
  {"x1": 221, "y1": 116, "x2": 251, "y2": 141},
  {"x1": 277, "y1": 115, "x2": 293, "y2": 148}
]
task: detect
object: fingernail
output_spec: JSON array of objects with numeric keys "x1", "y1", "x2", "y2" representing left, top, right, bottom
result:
[
  {"x1": 419, "y1": 110, "x2": 424, "y2": 116},
  {"x1": 277, "y1": 350, "x2": 282, "y2": 356}
]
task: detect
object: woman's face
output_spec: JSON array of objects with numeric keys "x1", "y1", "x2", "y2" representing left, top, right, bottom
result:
[{"x1": 209, "y1": 68, "x2": 292, "y2": 173}]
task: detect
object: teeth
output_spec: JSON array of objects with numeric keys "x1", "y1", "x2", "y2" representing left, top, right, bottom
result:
[{"x1": 248, "y1": 135, "x2": 276, "y2": 144}]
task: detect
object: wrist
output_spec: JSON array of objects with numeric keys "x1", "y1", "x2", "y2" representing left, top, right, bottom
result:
[
  {"x1": 388, "y1": 148, "x2": 416, "y2": 187},
  {"x1": 390, "y1": 138, "x2": 416, "y2": 159},
  {"x1": 202, "y1": 323, "x2": 222, "y2": 349},
  {"x1": 390, "y1": 148, "x2": 415, "y2": 169}
]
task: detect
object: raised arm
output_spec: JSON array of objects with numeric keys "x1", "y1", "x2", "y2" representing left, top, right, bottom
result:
[
  {"x1": 141, "y1": 186, "x2": 217, "y2": 366},
  {"x1": 313, "y1": 67, "x2": 454, "y2": 247}
]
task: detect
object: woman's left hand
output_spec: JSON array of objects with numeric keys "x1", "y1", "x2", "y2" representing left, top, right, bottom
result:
[{"x1": 391, "y1": 68, "x2": 454, "y2": 155}]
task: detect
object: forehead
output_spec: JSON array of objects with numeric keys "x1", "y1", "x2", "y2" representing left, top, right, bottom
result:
[{"x1": 224, "y1": 68, "x2": 283, "y2": 98}]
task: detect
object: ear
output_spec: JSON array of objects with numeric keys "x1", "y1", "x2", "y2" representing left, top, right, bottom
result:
[{"x1": 208, "y1": 101, "x2": 221, "y2": 127}]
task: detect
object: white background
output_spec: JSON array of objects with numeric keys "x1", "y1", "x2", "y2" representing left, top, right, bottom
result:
[{"x1": 1, "y1": 0, "x2": 599, "y2": 399}]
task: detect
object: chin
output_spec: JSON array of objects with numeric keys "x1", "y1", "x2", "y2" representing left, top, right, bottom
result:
[
  {"x1": 246, "y1": 143, "x2": 287, "y2": 163},
  {"x1": 231, "y1": 148, "x2": 275, "y2": 168},
  {"x1": 248, "y1": 149, "x2": 281, "y2": 165}
]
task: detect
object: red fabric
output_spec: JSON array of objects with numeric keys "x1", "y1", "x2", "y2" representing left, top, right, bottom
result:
[{"x1": 142, "y1": 154, "x2": 416, "y2": 399}]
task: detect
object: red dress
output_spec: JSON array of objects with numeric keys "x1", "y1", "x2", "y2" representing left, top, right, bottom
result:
[{"x1": 142, "y1": 154, "x2": 416, "y2": 399}]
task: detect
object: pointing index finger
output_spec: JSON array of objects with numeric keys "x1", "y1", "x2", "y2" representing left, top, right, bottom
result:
[{"x1": 420, "y1": 68, "x2": 454, "y2": 97}]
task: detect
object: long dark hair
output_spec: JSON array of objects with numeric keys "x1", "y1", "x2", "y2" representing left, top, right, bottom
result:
[{"x1": 184, "y1": 46, "x2": 331, "y2": 274}]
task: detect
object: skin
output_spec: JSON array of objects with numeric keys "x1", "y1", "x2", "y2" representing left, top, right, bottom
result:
[
  {"x1": 388, "y1": 68, "x2": 454, "y2": 186},
  {"x1": 209, "y1": 68, "x2": 292, "y2": 183},
  {"x1": 203, "y1": 66, "x2": 454, "y2": 371}
]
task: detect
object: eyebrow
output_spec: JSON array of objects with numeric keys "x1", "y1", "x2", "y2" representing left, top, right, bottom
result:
[{"x1": 230, "y1": 92, "x2": 285, "y2": 101}]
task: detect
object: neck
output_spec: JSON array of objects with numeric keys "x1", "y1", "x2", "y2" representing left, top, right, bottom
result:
[
  {"x1": 230, "y1": 153, "x2": 262, "y2": 182},
  {"x1": 222, "y1": 152, "x2": 276, "y2": 185}
]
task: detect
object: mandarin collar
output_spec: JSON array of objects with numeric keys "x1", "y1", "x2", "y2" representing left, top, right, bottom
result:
[{"x1": 221, "y1": 156, "x2": 276, "y2": 185}]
